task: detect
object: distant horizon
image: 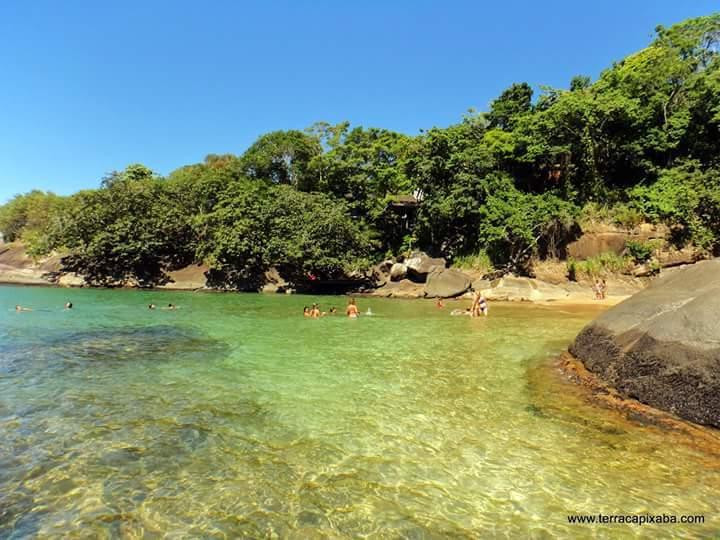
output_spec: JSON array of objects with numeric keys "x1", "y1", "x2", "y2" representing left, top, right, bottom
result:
[{"x1": 1, "y1": 0, "x2": 718, "y2": 203}]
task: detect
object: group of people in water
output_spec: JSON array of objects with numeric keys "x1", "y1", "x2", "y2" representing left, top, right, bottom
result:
[
  {"x1": 15, "y1": 301, "x2": 73, "y2": 312},
  {"x1": 303, "y1": 298, "x2": 366, "y2": 318},
  {"x1": 14, "y1": 301, "x2": 181, "y2": 312},
  {"x1": 302, "y1": 293, "x2": 488, "y2": 319},
  {"x1": 448, "y1": 290, "x2": 489, "y2": 317}
]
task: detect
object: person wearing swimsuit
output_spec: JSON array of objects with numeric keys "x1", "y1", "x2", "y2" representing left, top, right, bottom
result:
[{"x1": 346, "y1": 298, "x2": 360, "y2": 318}]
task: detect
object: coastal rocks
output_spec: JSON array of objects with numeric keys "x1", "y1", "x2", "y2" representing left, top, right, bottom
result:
[
  {"x1": 57, "y1": 273, "x2": 86, "y2": 287},
  {"x1": 161, "y1": 264, "x2": 209, "y2": 290},
  {"x1": 424, "y1": 268, "x2": 472, "y2": 298},
  {"x1": 372, "y1": 278, "x2": 425, "y2": 298},
  {"x1": 389, "y1": 262, "x2": 408, "y2": 281},
  {"x1": 404, "y1": 251, "x2": 445, "y2": 282},
  {"x1": 477, "y1": 276, "x2": 571, "y2": 302},
  {"x1": 567, "y1": 223, "x2": 670, "y2": 260},
  {"x1": 569, "y1": 259, "x2": 720, "y2": 428}
]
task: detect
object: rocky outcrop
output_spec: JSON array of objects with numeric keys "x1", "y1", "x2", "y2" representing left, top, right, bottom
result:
[
  {"x1": 476, "y1": 276, "x2": 571, "y2": 302},
  {"x1": 569, "y1": 259, "x2": 720, "y2": 428},
  {"x1": 567, "y1": 223, "x2": 669, "y2": 260},
  {"x1": 389, "y1": 263, "x2": 408, "y2": 281},
  {"x1": 404, "y1": 251, "x2": 445, "y2": 282},
  {"x1": 160, "y1": 264, "x2": 209, "y2": 290},
  {"x1": 424, "y1": 268, "x2": 472, "y2": 298}
]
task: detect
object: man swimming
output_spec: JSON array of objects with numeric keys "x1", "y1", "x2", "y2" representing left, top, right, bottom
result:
[{"x1": 15, "y1": 305, "x2": 32, "y2": 312}]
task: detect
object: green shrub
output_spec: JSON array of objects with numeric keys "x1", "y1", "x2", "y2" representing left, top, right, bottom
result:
[
  {"x1": 625, "y1": 239, "x2": 660, "y2": 263},
  {"x1": 569, "y1": 252, "x2": 631, "y2": 279},
  {"x1": 453, "y1": 250, "x2": 494, "y2": 273}
]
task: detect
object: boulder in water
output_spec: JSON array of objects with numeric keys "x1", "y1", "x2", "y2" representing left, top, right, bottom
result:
[
  {"x1": 424, "y1": 268, "x2": 472, "y2": 298},
  {"x1": 569, "y1": 259, "x2": 720, "y2": 427}
]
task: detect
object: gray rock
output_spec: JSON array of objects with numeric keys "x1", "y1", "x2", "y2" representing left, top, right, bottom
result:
[
  {"x1": 569, "y1": 259, "x2": 720, "y2": 427},
  {"x1": 389, "y1": 263, "x2": 408, "y2": 281},
  {"x1": 424, "y1": 268, "x2": 472, "y2": 298},
  {"x1": 472, "y1": 278, "x2": 492, "y2": 292},
  {"x1": 404, "y1": 251, "x2": 445, "y2": 282}
]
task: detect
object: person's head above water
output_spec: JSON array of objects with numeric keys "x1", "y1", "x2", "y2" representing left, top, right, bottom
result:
[
  {"x1": 65, "y1": 302, "x2": 73, "y2": 309},
  {"x1": 148, "y1": 304, "x2": 156, "y2": 309}
]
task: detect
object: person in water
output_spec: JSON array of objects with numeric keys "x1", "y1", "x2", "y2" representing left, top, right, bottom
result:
[
  {"x1": 15, "y1": 305, "x2": 32, "y2": 312},
  {"x1": 163, "y1": 303, "x2": 177, "y2": 310},
  {"x1": 436, "y1": 298, "x2": 444, "y2": 308},
  {"x1": 451, "y1": 308, "x2": 472, "y2": 316},
  {"x1": 310, "y1": 304, "x2": 321, "y2": 318},
  {"x1": 328, "y1": 307, "x2": 337, "y2": 315},
  {"x1": 477, "y1": 294, "x2": 488, "y2": 317},
  {"x1": 346, "y1": 298, "x2": 360, "y2": 318},
  {"x1": 148, "y1": 304, "x2": 156, "y2": 310},
  {"x1": 64, "y1": 302, "x2": 73, "y2": 309},
  {"x1": 303, "y1": 306, "x2": 311, "y2": 317}
]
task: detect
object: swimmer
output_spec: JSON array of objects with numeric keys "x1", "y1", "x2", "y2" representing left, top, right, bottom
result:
[
  {"x1": 346, "y1": 298, "x2": 360, "y2": 318},
  {"x1": 163, "y1": 303, "x2": 177, "y2": 310},
  {"x1": 303, "y1": 306, "x2": 311, "y2": 317},
  {"x1": 64, "y1": 301, "x2": 73, "y2": 309},
  {"x1": 15, "y1": 305, "x2": 32, "y2": 312},
  {"x1": 477, "y1": 295, "x2": 488, "y2": 317},
  {"x1": 310, "y1": 304, "x2": 321, "y2": 318},
  {"x1": 366, "y1": 307, "x2": 373, "y2": 316},
  {"x1": 450, "y1": 308, "x2": 472, "y2": 316},
  {"x1": 328, "y1": 307, "x2": 337, "y2": 315},
  {"x1": 148, "y1": 304, "x2": 156, "y2": 310},
  {"x1": 436, "y1": 299, "x2": 444, "y2": 308}
]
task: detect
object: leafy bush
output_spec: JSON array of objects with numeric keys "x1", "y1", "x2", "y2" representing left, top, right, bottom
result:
[
  {"x1": 625, "y1": 239, "x2": 660, "y2": 263},
  {"x1": 453, "y1": 250, "x2": 494, "y2": 273},
  {"x1": 567, "y1": 252, "x2": 631, "y2": 279}
]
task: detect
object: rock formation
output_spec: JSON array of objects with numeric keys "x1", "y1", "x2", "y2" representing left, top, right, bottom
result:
[{"x1": 570, "y1": 259, "x2": 720, "y2": 428}]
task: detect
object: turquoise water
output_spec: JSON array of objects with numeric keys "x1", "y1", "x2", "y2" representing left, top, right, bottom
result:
[{"x1": 1, "y1": 285, "x2": 719, "y2": 538}]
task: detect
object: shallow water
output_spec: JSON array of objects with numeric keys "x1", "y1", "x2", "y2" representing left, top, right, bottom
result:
[{"x1": 1, "y1": 285, "x2": 718, "y2": 538}]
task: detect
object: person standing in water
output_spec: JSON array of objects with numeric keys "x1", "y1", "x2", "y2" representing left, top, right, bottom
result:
[{"x1": 346, "y1": 298, "x2": 360, "y2": 318}]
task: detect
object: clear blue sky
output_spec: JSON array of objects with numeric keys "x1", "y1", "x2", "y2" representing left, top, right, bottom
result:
[{"x1": 1, "y1": 0, "x2": 717, "y2": 203}]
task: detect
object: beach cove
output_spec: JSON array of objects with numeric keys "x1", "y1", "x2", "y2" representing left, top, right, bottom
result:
[{"x1": 1, "y1": 285, "x2": 718, "y2": 537}]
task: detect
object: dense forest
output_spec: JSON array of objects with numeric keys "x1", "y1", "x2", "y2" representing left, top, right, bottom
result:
[{"x1": 2, "y1": 15, "x2": 719, "y2": 289}]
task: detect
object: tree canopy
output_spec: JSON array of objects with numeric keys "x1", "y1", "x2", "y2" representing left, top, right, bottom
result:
[{"x1": 2, "y1": 14, "x2": 719, "y2": 286}]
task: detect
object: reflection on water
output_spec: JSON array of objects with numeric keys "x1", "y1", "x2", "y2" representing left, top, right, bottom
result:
[{"x1": 1, "y1": 285, "x2": 719, "y2": 537}]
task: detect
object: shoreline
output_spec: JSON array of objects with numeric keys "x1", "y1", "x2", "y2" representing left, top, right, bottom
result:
[
  {"x1": 0, "y1": 276, "x2": 633, "y2": 308},
  {"x1": 556, "y1": 351, "x2": 720, "y2": 455}
]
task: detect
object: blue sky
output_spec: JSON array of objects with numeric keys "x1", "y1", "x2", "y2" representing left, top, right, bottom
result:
[{"x1": 1, "y1": 0, "x2": 717, "y2": 203}]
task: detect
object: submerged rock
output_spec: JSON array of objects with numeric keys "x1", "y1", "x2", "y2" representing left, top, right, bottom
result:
[{"x1": 569, "y1": 259, "x2": 720, "y2": 428}]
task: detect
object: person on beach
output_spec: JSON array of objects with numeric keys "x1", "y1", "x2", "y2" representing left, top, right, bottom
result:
[
  {"x1": 600, "y1": 279, "x2": 607, "y2": 300},
  {"x1": 346, "y1": 298, "x2": 360, "y2": 318},
  {"x1": 593, "y1": 279, "x2": 602, "y2": 300}
]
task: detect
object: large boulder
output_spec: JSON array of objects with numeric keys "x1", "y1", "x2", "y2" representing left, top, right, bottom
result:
[
  {"x1": 389, "y1": 263, "x2": 408, "y2": 282},
  {"x1": 569, "y1": 259, "x2": 720, "y2": 427},
  {"x1": 404, "y1": 251, "x2": 445, "y2": 282},
  {"x1": 424, "y1": 268, "x2": 472, "y2": 298}
]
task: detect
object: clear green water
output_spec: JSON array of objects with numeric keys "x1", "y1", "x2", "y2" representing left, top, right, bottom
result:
[{"x1": 1, "y1": 285, "x2": 719, "y2": 538}]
